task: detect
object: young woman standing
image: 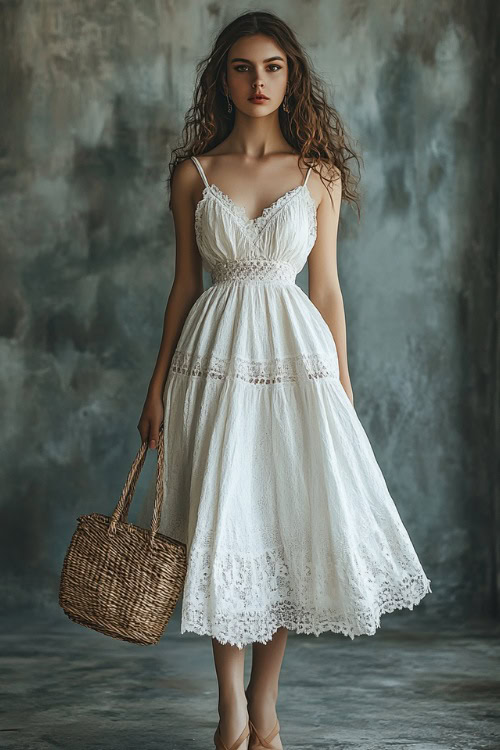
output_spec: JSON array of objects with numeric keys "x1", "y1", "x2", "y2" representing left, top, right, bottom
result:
[{"x1": 137, "y1": 11, "x2": 431, "y2": 750}]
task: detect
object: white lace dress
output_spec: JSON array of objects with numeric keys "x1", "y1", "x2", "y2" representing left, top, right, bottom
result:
[{"x1": 136, "y1": 155, "x2": 432, "y2": 649}]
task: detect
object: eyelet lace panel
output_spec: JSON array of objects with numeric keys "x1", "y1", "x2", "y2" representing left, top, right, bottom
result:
[
  {"x1": 180, "y1": 544, "x2": 433, "y2": 648},
  {"x1": 169, "y1": 349, "x2": 340, "y2": 385},
  {"x1": 211, "y1": 258, "x2": 296, "y2": 284}
]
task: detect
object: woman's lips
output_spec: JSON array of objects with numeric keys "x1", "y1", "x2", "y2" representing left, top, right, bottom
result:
[{"x1": 249, "y1": 96, "x2": 269, "y2": 103}]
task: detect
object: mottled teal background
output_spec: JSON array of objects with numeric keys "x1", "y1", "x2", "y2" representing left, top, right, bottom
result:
[{"x1": 0, "y1": 1, "x2": 498, "y2": 621}]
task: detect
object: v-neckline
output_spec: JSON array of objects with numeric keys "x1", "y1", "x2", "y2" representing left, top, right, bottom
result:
[
  {"x1": 191, "y1": 155, "x2": 315, "y2": 233},
  {"x1": 203, "y1": 182, "x2": 314, "y2": 233}
]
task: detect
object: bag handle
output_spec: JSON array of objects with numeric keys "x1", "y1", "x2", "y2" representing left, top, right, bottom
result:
[{"x1": 108, "y1": 424, "x2": 165, "y2": 550}]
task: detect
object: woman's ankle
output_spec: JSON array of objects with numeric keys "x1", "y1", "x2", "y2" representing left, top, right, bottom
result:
[
  {"x1": 245, "y1": 684, "x2": 278, "y2": 705},
  {"x1": 245, "y1": 690, "x2": 279, "y2": 725},
  {"x1": 218, "y1": 688, "x2": 248, "y2": 714}
]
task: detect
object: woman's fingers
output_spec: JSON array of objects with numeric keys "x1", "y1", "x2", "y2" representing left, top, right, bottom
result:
[
  {"x1": 149, "y1": 418, "x2": 165, "y2": 450},
  {"x1": 137, "y1": 409, "x2": 164, "y2": 448}
]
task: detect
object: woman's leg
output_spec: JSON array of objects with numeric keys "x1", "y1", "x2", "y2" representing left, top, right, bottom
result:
[
  {"x1": 212, "y1": 638, "x2": 250, "y2": 748},
  {"x1": 245, "y1": 627, "x2": 288, "y2": 749}
]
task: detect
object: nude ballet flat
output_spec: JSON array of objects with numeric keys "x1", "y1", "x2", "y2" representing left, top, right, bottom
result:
[
  {"x1": 214, "y1": 719, "x2": 250, "y2": 750},
  {"x1": 248, "y1": 718, "x2": 281, "y2": 749}
]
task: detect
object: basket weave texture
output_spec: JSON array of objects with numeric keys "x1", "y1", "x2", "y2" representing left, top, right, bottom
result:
[{"x1": 59, "y1": 425, "x2": 187, "y2": 645}]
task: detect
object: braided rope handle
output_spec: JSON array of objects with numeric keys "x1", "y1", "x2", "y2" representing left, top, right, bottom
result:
[{"x1": 108, "y1": 424, "x2": 165, "y2": 549}]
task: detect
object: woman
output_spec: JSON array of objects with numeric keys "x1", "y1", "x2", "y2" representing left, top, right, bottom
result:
[{"x1": 136, "y1": 10, "x2": 432, "y2": 750}]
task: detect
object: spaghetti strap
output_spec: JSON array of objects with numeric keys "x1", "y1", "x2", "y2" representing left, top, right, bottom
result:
[
  {"x1": 303, "y1": 165, "x2": 312, "y2": 187},
  {"x1": 191, "y1": 155, "x2": 210, "y2": 189}
]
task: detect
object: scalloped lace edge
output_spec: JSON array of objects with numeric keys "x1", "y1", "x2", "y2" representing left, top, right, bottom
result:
[{"x1": 180, "y1": 577, "x2": 433, "y2": 649}]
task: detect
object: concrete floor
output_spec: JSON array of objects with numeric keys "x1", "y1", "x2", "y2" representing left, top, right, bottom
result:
[{"x1": 0, "y1": 608, "x2": 499, "y2": 750}]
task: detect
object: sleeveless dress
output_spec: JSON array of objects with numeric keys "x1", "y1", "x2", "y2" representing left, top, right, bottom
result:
[{"x1": 136, "y1": 155, "x2": 432, "y2": 649}]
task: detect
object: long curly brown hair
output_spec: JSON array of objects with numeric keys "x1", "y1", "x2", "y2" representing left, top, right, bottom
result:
[{"x1": 168, "y1": 10, "x2": 362, "y2": 219}]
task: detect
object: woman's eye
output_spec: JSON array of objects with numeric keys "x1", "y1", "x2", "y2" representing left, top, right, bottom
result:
[{"x1": 234, "y1": 65, "x2": 282, "y2": 72}]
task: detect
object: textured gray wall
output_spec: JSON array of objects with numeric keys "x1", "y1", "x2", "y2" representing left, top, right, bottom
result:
[{"x1": 0, "y1": 1, "x2": 498, "y2": 620}]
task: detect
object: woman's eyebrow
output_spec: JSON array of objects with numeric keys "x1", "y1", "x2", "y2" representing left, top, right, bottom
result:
[{"x1": 229, "y1": 56, "x2": 285, "y2": 64}]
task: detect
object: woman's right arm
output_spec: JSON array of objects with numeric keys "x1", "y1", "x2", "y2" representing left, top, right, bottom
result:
[{"x1": 137, "y1": 158, "x2": 205, "y2": 450}]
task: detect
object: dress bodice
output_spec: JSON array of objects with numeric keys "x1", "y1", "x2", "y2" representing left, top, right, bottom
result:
[{"x1": 191, "y1": 156, "x2": 317, "y2": 283}]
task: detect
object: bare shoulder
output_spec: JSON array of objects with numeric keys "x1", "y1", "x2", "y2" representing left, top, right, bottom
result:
[
  {"x1": 315, "y1": 159, "x2": 341, "y2": 193},
  {"x1": 308, "y1": 160, "x2": 342, "y2": 212},
  {"x1": 170, "y1": 156, "x2": 202, "y2": 211},
  {"x1": 171, "y1": 155, "x2": 197, "y2": 189}
]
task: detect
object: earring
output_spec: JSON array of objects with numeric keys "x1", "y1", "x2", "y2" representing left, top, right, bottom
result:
[
  {"x1": 282, "y1": 85, "x2": 290, "y2": 113},
  {"x1": 226, "y1": 91, "x2": 233, "y2": 113}
]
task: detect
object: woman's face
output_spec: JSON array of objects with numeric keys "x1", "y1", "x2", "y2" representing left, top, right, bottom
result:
[{"x1": 224, "y1": 34, "x2": 288, "y2": 117}]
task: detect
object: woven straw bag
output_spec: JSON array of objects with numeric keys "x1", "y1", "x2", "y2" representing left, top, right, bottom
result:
[{"x1": 59, "y1": 424, "x2": 187, "y2": 645}]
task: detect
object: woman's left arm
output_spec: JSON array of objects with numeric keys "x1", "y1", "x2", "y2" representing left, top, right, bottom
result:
[{"x1": 307, "y1": 164, "x2": 354, "y2": 405}]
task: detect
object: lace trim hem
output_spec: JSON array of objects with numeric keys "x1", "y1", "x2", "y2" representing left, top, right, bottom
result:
[
  {"x1": 180, "y1": 579, "x2": 433, "y2": 649},
  {"x1": 179, "y1": 543, "x2": 433, "y2": 648},
  {"x1": 169, "y1": 349, "x2": 340, "y2": 385}
]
